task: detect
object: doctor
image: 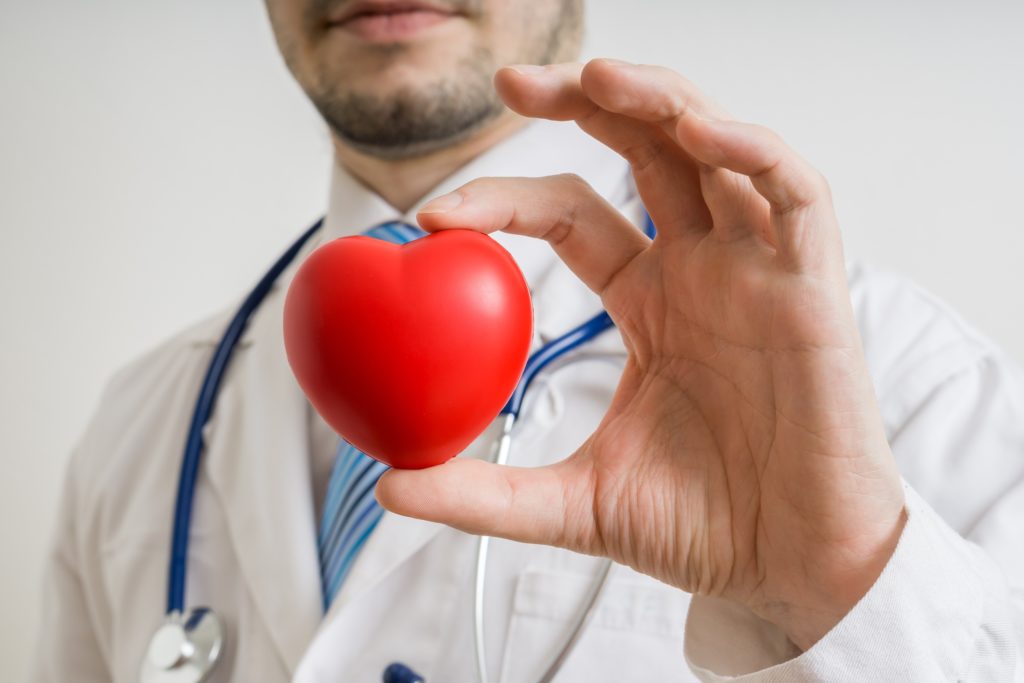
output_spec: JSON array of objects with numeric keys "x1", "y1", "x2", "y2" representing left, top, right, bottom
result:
[{"x1": 33, "y1": 0, "x2": 1024, "y2": 681}]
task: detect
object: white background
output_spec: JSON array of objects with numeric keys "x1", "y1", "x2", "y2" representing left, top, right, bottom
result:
[{"x1": 1, "y1": 0, "x2": 1022, "y2": 679}]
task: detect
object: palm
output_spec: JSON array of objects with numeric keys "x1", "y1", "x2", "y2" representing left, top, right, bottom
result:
[
  {"x1": 585, "y1": 225, "x2": 882, "y2": 606},
  {"x1": 379, "y1": 59, "x2": 907, "y2": 647}
]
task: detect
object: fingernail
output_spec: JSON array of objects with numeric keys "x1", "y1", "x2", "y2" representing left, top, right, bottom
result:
[
  {"x1": 419, "y1": 192, "x2": 464, "y2": 214},
  {"x1": 599, "y1": 58, "x2": 633, "y2": 68},
  {"x1": 507, "y1": 64, "x2": 547, "y2": 75}
]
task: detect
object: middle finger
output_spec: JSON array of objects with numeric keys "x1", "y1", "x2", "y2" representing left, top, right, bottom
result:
[
  {"x1": 496, "y1": 62, "x2": 713, "y2": 236},
  {"x1": 579, "y1": 60, "x2": 773, "y2": 244}
]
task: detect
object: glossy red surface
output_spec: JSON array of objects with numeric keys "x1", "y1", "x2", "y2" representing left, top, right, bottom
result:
[{"x1": 284, "y1": 229, "x2": 532, "y2": 469}]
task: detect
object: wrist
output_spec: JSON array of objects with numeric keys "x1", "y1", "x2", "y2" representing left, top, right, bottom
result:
[{"x1": 757, "y1": 505, "x2": 908, "y2": 651}]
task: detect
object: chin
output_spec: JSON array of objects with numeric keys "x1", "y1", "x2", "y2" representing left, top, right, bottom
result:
[{"x1": 340, "y1": 107, "x2": 505, "y2": 161}]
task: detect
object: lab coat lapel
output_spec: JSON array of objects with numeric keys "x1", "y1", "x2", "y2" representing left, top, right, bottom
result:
[
  {"x1": 325, "y1": 512, "x2": 443, "y2": 615},
  {"x1": 201, "y1": 244, "x2": 324, "y2": 675}
]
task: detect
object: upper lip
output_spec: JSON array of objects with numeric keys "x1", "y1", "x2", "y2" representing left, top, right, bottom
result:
[{"x1": 327, "y1": 0, "x2": 458, "y2": 26}]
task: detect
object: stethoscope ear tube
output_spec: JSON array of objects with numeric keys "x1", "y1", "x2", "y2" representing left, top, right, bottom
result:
[
  {"x1": 472, "y1": 413, "x2": 517, "y2": 683},
  {"x1": 151, "y1": 220, "x2": 323, "y2": 683},
  {"x1": 472, "y1": 414, "x2": 615, "y2": 683},
  {"x1": 166, "y1": 218, "x2": 324, "y2": 616}
]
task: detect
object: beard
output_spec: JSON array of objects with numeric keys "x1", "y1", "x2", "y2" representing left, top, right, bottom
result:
[
  {"x1": 305, "y1": 0, "x2": 582, "y2": 160},
  {"x1": 312, "y1": 44, "x2": 505, "y2": 160}
]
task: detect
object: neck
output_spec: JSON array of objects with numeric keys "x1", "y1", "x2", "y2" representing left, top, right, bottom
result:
[{"x1": 332, "y1": 111, "x2": 527, "y2": 213}]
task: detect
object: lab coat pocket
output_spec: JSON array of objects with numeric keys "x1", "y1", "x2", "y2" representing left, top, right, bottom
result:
[{"x1": 499, "y1": 568, "x2": 692, "y2": 683}]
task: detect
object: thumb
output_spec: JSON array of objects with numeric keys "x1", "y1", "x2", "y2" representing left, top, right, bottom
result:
[{"x1": 375, "y1": 457, "x2": 586, "y2": 549}]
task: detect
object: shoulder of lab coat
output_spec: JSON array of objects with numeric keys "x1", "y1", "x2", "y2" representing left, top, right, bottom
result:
[
  {"x1": 30, "y1": 249, "x2": 332, "y2": 683},
  {"x1": 684, "y1": 260, "x2": 1024, "y2": 681},
  {"x1": 29, "y1": 310, "x2": 231, "y2": 683},
  {"x1": 62, "y1": 306, "x2": 233, "y2": 497}
]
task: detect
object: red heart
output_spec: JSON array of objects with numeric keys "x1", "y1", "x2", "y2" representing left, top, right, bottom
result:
[{"x1": 283, "y1": 229, "x2": 533, "y2": 469}]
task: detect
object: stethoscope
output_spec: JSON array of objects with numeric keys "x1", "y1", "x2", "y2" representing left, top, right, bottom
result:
[{"x1": 141, "y1": 212, "x2": 656, "y2": 683}]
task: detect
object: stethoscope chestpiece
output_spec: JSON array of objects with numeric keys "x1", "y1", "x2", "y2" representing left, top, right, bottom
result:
[{"x1": 140, "y1": 608, "x2": 223, "y2": 683}]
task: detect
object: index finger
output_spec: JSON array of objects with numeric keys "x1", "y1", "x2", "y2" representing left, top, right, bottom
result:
[{"x1": 417, "y1": 174, "x2": 650, "y2": 296}]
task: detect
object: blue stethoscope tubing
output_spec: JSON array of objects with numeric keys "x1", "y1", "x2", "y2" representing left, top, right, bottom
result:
[
  {"x1": 164, "y1": 211, "x2": 656, "y2": 681},
  {"x1": 167, "y1": 217, "x2": 324, "y2": 615}
]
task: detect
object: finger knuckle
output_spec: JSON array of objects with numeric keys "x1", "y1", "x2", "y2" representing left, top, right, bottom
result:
[
  {"x1": 811, "y1": 170, "x2": 832, "y2": 198},
  {"x1": 791, "y1": 169, "x2": 830, "y2": 210},
  {"x1": 554, "y1": 172, "x2": 594, "y2": 195},
  {"x1": 622, "y1": 140, "x2": 667, "y2": 174},
  {"x1": 755, "y1": 124, "x2": 785, "y2": 149},
  {"x1": 463, "y1": 176, "x2": 498, "y2": 194},
  {"x1": 655, "y1": 93, "x2": 689, "y2": 122},
  {"x1": 547, "y1": 197, "x2": 581, "y2": 247}
]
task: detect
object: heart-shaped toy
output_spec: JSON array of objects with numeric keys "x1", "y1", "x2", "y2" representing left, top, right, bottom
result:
[{"x1": 283, "y1": 229, "x2": 533, "y2": 469}]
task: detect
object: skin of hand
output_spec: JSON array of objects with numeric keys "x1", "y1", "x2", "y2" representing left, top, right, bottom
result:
[{"x1": 375, "y1": 58, "x2": 908, "y2": 651}]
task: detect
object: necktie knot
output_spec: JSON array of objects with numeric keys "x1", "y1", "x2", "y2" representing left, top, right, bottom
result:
[{"x1": 363, "y1": 221, "x2": 426, "y2": 244}]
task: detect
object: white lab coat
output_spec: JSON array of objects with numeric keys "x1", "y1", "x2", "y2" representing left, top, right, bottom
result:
[{"x1": 32, "y1": 121, "x2": 1024, "y2": 682}]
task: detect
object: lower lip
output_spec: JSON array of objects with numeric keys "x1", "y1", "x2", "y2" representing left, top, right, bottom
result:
[{"x1": 335, "y1": 10, "x2": 455, "y2": 42}]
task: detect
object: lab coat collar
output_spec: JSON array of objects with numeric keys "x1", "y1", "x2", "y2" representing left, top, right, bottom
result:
[{"x1": 199, "y1": 233, "x2": 326, "y2": 675}]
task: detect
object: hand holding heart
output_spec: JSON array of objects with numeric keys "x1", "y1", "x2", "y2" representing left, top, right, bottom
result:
[{"x1": 375, "y1": 59, "x2": 908, "y2": 650}]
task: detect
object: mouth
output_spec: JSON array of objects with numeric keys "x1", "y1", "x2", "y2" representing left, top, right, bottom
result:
[{"x1": 326, "y1": 1, "x2": 461, "y2": 42}]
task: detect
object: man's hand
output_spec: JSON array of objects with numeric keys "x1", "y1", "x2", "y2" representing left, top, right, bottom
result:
[{"x1": 375, "y1": 59, "x2": 907, "y2": 650}]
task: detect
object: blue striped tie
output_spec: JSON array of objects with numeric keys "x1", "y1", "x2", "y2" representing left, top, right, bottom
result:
[{"x1": 318, "y1": 220, "x2": 426, "y2": 611}]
